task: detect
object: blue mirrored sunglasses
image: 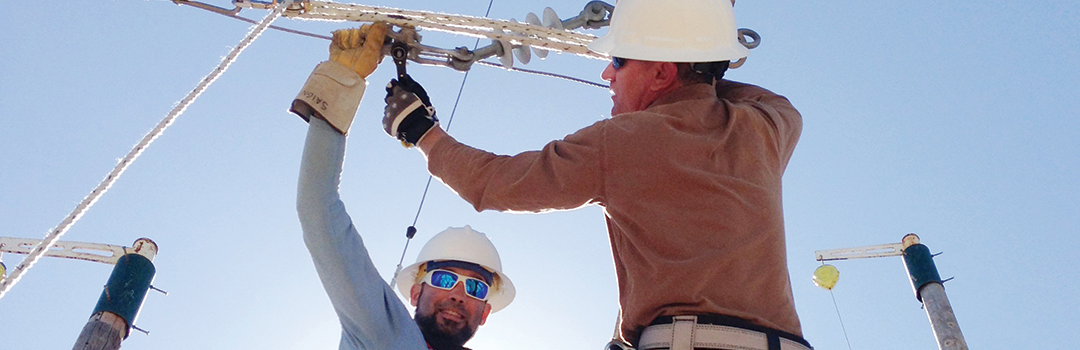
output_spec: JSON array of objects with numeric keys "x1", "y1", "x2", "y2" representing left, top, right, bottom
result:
[
  {"x1": 612, "y1": 57, "x2": 628, "y2": 69},
  {"x1": 422, "y1": 269, "x2": 491, "y2": 301}
]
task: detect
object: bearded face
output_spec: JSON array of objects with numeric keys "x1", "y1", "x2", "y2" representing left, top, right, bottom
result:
[
  {"x1": 410, "y1": 267, "x2": 493, "y2": 350},
  {"x1": 414, "y1": 299, "x2": 478, "y2": 350}
]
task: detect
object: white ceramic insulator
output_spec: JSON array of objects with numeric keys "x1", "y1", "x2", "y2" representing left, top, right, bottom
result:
[
  {"x1": 525, "y1": 12, "x2": 549, "y2": 59},
  {"x1": 515, "y1": 45, "x2": 531, "y2": 65},
  {"x1": 497, "y1": 38, "x2": 514, "y2": 69},
  {"x1": 509, "y1": 19, "x2": 531, "y2": 64},
  {"x1": 542, "y1": 7, "x2": 563, "y2": 30}
]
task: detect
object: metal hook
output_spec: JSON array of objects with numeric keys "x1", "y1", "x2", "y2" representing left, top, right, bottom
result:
[
  {"x1": 738, "y1": 28, "x2": 761, "y2": 49},
  {"x1": 578, "y1": 1, "x2": 615, "y2": 29},
  {"x1": 729, "y1": 57, "x2": 746, "y2": 69}
]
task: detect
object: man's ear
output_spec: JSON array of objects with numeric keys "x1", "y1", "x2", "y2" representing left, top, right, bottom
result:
[
  {"x1": 651, "y1": 62, "x2": 680, "y2": 92},
  {"x1": 410, "y1": 284, "x2": 423, "y2": 307},
  {"x1": 478, "y1": 303, "x2": 493, "y2": 326}
]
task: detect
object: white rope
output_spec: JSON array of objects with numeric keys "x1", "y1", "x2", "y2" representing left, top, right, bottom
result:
[
  {"x1": 0, "y1": 0, "x2": 294, "y2": 300},
  {"x1": 282, "y1": 1, "x2": 606, "y2": 60}
]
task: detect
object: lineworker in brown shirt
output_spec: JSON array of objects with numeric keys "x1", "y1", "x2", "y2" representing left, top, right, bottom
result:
[{"x1": 382, "y1": 0, "x2": 811, "y2": 349}]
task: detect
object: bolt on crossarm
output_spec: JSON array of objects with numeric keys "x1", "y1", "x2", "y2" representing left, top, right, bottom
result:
[{"x1": 815, "y1": 233, "x2": 969, "y2": 350}]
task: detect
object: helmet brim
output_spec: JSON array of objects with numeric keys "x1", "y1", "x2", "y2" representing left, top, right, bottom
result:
[{"x1": 588, "y1": 34, "x2": 750, "y2": 63}]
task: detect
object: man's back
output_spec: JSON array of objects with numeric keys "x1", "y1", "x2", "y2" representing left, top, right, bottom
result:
[
  {"x1": 423, "y1": 81, "x2": 803, "y2": 341},
  {"x1": 598, "y1": 81, "x2": 802, "y2": 341}
]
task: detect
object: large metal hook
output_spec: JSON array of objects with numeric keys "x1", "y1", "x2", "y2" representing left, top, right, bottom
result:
[{"x1": 729, "y1": 28, "x2": 761, "y2": 69}]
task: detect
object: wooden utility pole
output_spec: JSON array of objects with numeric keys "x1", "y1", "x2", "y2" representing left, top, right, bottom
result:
[
  {"x1": 901, "y1": 235, "x2": 968, "y2": 350},
  {"x1": 72, "y1": 238, "x2": 158, "y2": 350},
  {"x1": 72, "y1": 311, "x2": 128, "y2": 350},
  {"x1": 0, "y1": 237, "x2": 162, "y2": 350}
]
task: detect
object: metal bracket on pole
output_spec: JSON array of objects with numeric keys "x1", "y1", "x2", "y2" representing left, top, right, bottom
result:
[
  {"x1": 0, "y1": 237, "x2": 157, "y2": 265},
  {"x1": 815, "y1": 242, "x2": 904, "y2": 261},
  {"x1": 814, "y1": 233, "x2": 968, "y2": 350}
]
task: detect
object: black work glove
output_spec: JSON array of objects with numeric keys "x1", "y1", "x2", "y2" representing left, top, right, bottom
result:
[{"x1": 383, "y1": 74, "x2": 438, "y2": 147}]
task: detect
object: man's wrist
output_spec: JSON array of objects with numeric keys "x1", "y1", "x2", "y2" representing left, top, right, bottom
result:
[
  {"x1": 417, "y1": 126, "x2": 446, "y2": 154},
  {"x1": 290, "y1": 61, "x2": 367, "y2": 134}
]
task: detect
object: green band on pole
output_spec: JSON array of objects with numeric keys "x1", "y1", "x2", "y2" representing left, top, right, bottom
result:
[
  {"x1": 902, "y1": 243, "x2": 942, "y2": 302},
  {"x1": 91, "y1": 253, "x2": 156, "y2": 338}
]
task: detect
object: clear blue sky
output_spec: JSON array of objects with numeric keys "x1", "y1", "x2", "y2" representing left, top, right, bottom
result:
[{"x1": 1, "y1": 0, "x2": 1078, "y2": 349}]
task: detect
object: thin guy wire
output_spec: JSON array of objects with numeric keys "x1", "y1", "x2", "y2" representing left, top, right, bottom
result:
[
  {"x1": 408, "y1": 0, "x2": 494, "y2": 226},
  {"x1": 0, "y1": 0, "x2": 294, "y2": 300},
  {"x1": 216, "y1": 11, "x2": 333, "y2": 40},
  {"x1": 830, "y1": 285, "x2": 855, "y2": 350},
  {"x1": 391, "y1": 0, "x2": 495, "y2": 286},
  {"x1": 475, "y1": 61, "x2": 607, "y2": 89}
]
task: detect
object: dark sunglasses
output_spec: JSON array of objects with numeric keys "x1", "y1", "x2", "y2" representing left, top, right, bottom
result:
[
  {"x1": 612, "y1": 56, "x2": 628, "y2": 69},
  {"x1": 422, "y1": 269, "x2": 491, "y2": 301}
]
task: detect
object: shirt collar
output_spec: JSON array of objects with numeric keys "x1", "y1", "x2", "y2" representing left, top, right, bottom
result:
[{"x1": 646, "y1": 83, "x2": 717, "y2": 111}]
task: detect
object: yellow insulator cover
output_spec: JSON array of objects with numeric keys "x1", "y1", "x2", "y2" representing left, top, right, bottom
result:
[{"x1": 813, "y1": 264, "x2": 840, "y2": 290}]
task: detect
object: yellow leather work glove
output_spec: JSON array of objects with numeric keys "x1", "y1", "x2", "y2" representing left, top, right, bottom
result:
[
  {"x1": 329, "y1": 22, "x2": 389, "y2": 78},
  {"x1": 290, "y1": 22, "x2": 390, "y2": 135}
]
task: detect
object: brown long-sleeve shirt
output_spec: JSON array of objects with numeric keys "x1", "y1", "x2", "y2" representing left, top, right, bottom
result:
[{"x1": 426, "y1": 80, "x2": 803, "y2": 342}]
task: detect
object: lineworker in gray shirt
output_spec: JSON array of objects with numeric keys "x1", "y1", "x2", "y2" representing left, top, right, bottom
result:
[{"x1": 290, "y1": 22, "x2": 516, "y2": 350}]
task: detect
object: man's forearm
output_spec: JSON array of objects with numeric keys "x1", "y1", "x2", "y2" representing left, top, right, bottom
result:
[
  {"x1": 296, "y1": 118, "x2": 427, "y2": 350},
  {"x1": 297, "y1": 118, "x2": 349, "y2": 235}
]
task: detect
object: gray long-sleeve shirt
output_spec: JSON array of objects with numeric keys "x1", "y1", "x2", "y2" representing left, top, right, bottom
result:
[{"x1": 297, "y1": 118, "x2": 428, "y2": 350}]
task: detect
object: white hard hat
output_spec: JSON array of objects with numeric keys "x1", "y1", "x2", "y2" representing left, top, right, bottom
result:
[
  {"x1": 588, "y1": 0, "x2": 750, "y2": 63},
  {"x1": 396, "y1": 226, "x2": 516, "y2": 313}
]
